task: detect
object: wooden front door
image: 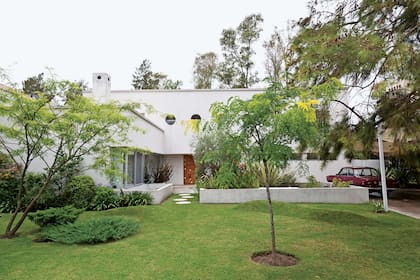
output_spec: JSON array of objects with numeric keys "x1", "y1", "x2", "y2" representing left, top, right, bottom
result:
[{"x1": 183, "y1": 155, "x2": 196, "y2": 185}]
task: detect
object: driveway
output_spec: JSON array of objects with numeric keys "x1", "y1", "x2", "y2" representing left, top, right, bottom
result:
[{"x1": 384, "y1": 189, "x2": 420, "y2": 219}]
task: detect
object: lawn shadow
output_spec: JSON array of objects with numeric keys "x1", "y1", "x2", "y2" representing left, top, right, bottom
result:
[{"x1": 306, "y1": 209, "x2": 385, "y2": 227}]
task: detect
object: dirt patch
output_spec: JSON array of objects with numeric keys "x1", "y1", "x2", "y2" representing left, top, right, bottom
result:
[{"x1": 251, "y1": 251, "x2": 298, "y2": 266}]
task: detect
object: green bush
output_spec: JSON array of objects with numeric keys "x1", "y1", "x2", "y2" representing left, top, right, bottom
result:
[
  {"x1": 118, "y1": 191, "x2": 152, "y2": 207},
  {"x1": 64, "y1": 175, "x2": 96, "y2": 209},
  {"x1": 278, "y1": 173, "x2": 297, "y2": 186},
  {"x1": 332, "y1": 178, "x2": 351, "y2": 188},
  {"x1": 253, "y1": 162, "x2": 283, "y2": 187},
  {"x1": 304, "y1": 175, "x2": 321, "y2": 188},
  {"x1": 89, "y1": 187, "x2": 119, "y2": 211},
  {"x1": 0, "y1": 171, "x2": 19, "y2": 213},
  {"x1": 28, "y1": 206, "x2": 84, "y2": 227},
  {"x1": 38, "y1": 216, "x2": 139, "y2": 244}
]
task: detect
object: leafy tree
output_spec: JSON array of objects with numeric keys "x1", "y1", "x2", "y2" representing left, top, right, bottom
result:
[
  {"x1": 263, "y1": 28, "x2": 291, "y2": 86},
  {"x1": 22, "y1": 73, "x2": 45, "y2": 98},
  {"x1": 132, "y1": 59, "x2": 182, "y2": 90},
  {"x1": 290, "y1": 0, "x2": 419, "y2": 162},
  {"x1": 216, "y1": 14, "x2": 264, "y2": 88},
  {"x1": 209, "y1": 79, "x2": 342, "y2": 261},
  {"x1": 0, "y1": 78, "x2": 138, "y2": 238},
  {"x1": 193, "y1": 52, "x2": 217, "y2": 89}
]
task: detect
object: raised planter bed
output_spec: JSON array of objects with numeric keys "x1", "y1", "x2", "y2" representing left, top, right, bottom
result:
[
  {"x1": 120, "y1": 183, "x2": 173, "y2": 204},
  {"x1": 199, "y1": 186, "x2": 369, "y2": 204}
]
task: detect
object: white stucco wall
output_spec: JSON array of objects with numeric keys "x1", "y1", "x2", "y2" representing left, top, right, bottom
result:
[{"x1": 164, "y1": 154, "x2": 184, "y2": 185}]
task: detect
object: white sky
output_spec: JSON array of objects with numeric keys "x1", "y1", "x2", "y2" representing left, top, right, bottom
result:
[{"x1": 1, "y1": 0, "x2": 309, "y2": 89}]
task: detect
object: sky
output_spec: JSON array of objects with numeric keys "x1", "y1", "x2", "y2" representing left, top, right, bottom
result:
[{"x1": 1, "y1": 0, "x2": 310, "y2": 90}]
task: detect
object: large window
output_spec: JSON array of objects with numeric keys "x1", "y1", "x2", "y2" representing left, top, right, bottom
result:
[{"x1": 111, "y1": 148, "x2": 163, "y2": 188}]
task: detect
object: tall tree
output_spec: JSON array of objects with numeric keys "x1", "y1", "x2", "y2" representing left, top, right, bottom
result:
[
  {"x1": 263, "y1": 28, "x2": 290, "y2": 86},
  {"x1": 132, "y1": 59, "x2": 182, "y2": 90},
  {"x1": 216, "y1": 14, "x2": 264, "y2": 88},
  {"x1": 209, "y1": 79, "x2": 341, "y2": 263},
  {"x1": 0, "y1": 78, "x2": 138, "y2": 238},
  {"x1": 290, "y1": 0, "x2": 419, "y2": 161},
  {"x1": 192, "y1": 52, "x2": 217, "y2": 89},
  {"x1": 22, "y1": 73, "x2": 45, "y2": 98}
]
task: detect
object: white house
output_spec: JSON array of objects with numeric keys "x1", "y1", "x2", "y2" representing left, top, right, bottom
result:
[{"x1": 83, "y1": 73, "x2": 379, "y2": 188}]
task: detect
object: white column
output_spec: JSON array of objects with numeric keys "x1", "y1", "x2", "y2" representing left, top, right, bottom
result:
[{"x1": 377, "y1": 123, "x2": 389, "y2": 212}]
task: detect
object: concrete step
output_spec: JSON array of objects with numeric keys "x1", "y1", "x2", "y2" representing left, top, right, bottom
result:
[{"x1": 172, "y1": 185, "x2": 197, "y2": 194}]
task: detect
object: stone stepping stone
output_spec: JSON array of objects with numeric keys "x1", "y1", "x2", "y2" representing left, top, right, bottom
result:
[
  {"x1": 173, "y1": 198, "x2": 187, "y2": 202},
  {"x1": 178, "y1": 193, "x2": 191, "y2": 196},
  {"x1": 175, "y1": 201, "x2": 191, "y2": 205},
  {"x1": 180, "y1": 195, "x2": 194, "y2": 199}
]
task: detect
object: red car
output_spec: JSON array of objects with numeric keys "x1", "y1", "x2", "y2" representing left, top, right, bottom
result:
[{"x1": 326, "y1": 167, "x2": 396, "y2": 189}]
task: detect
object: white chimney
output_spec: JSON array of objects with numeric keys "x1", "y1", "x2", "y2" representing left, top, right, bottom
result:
[{"x1": 92, "y1": 73, "x2": 111, "y2": 102}]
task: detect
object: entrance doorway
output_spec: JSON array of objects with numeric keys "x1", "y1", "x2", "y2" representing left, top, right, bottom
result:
[{"x1": 183, "y1": 155, "x2": 195, "y2": 185}]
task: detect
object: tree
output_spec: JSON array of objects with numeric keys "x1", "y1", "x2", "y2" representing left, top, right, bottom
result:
[
  {"x1": 290, "y1": 0, "x2": 419, "y2": 161},
  {"x1": 132, "y1": 59, "x2": 182, "y2": 90},
  {"x1": 192, "y1": 52, "x2": 217, "y2": 89},
  {"x1": 216, "y1": 14, "x2": 264, "y2": 88},
  {"x1": 209, "y1": 79, "x2": 342, "y2": 263},
  {"x1": 22, "y1": 73, "x2": 45, "y2": 98},
  {"x1": 263, "y1": 28, "x2": 291, "y2": 86},
  {"x1": 0, "y1": 78, "x2": 138, "y2": 238}
]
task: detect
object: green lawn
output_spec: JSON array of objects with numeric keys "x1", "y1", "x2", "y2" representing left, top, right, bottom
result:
[{"x1": 1, "y1": 196, "x2": 419, "y2": 280}]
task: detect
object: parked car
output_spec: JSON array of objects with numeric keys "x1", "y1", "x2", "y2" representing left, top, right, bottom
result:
[{"x1": 326, "y1": 167, "x2": 397, "y2": 189}]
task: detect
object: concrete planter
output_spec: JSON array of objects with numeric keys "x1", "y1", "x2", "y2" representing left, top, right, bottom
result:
[
  {"x1": 120, "y1": 183, "x2": 173, "y2": 204},
  {"x1": 199, "y1": 186, "x2": 369, "y2": 204}
]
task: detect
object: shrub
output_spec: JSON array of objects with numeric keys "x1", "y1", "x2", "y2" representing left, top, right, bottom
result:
[
  {"x1": 332, "y1": 178, "x2": 351, "y2": 188},
  {"x1": 253, "y1": 162, "x2": 283, "y2": 187},
  {"x1": 118, "y1": 191, "x2": 152, "y2": 207},
  {"x1": 28, "y1": 206, "x2": 84, "y2": 227},
  {"x1": 278, "y1": 173, "x2": 297, "y2": 187},
  {"x1": 0, "y1": 170, "x2": 19, "y2": 213},
  {"x1": 304, "y1": 175, "x2": 321, "y2": 188},
  {"x1": 152, "y1": 162, "x2": 173, "y2": 183},
  {"x1": 371, "y1": 200, "x2": 385, "y2": 213},
  {"x1": 89, "y1": 186, "x2": 119, "y2": 211},
  {"x1": 38, "y1": 216, "x2": 139, "y2": 244},
  {"x1": 64, "y1": 175, "x2": 96, "y2": 209}
]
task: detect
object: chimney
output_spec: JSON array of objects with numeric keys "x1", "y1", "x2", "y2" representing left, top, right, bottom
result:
[{"x1": 92, "y1": 73, "x2": 111, "y2": 102}]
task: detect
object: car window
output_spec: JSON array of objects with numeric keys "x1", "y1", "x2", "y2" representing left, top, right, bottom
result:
[
  {"x1": 370, "y1": 169, "x2": 378, "y2": 176},
  {"x1": 348, "y1": 169, "x2": 354, "y2": 175},
  {"x1": 338, "y1": 168, "x2": 348, "y2": 175},
  {"x1": 354, "y1": 169, "x2": 362, "y2": 176}
]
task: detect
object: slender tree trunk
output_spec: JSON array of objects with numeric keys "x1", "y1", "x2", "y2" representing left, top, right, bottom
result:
[{"x1": 263, "y1": 159, "x2": 277, "y2": 258}]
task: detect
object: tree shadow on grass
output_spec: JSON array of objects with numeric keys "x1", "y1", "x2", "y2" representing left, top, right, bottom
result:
[{"x1": 306, "y1": 209, "x2": 385, "y2": 227}]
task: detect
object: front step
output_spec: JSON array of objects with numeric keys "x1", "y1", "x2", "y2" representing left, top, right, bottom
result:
[{"x1": 172, "y1": 185, "x2": 197, "y2": 194}]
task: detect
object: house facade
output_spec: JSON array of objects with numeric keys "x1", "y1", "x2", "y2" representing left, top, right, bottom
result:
[{"x1": 83, "y1": 73, "x2": 379, "y2": 187}]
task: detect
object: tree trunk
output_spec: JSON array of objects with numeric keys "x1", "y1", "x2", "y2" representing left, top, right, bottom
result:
[{"x1": 263, "y1": 159, "x2": 277, "y2": 258}]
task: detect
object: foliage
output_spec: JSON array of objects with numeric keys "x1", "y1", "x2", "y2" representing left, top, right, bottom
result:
[
  {"x1": 216, "y1": 14, "x2": 264, "y2": 88},
  {"x1": 118, "y1": 190, "x2": 152, "y2": 207},
  {"x1": 331, "y1": 178, "x2": 351, "y2": 188},
  {"x1": 0, "y1": 153, "x2": 20, "y2": 213},
  {"x1": 88, "y1": 187, "x2": 119, "y2": 211},
  {"x1": 63, "y1": 175, "x2": 96, "y2": 209},
  {"x1": 278, "y1": 172, "x2": 297, "y2": 187},
  {"x1": 23, "y1": 173, "x2": 64, "y2": 211},
  {"x1": 151, "y1": 162, "x2": 173, "y2": 183},
  {"x1": 38, "y1": 216, "x2": 138, "y2": 244},
  {"x1": 304, "y1": 175, "x2": 321, "y2": 188},
  {"x1": 253, "y1": 161, "x2": 283, "y2": 187},
  {"x1": 28, "y1": 206, "x2": 84, "y2": 228},
  {"x1": 22, "y1": 73, "x2": 45, "y2": 98},
  {"x1": 386, "y1": 157, "x2": 419, "y2": 187},
  {"x1": 263, "y1": 27, "x2": 291, "y2": 86},
  {"x1": 371, "y1": 200, "x2": 385, "y2": 213},
  {"x1": 0, "y1": 78, "x2": 137, "y2": 238},
  {"x1": 290, "y1": 0, "x2": 419, "y2": 162},
  {"x1": 193, "y1": 52, "x2": 217, "y2": 89},
  {"x1": 132, "y1": 59, "x2": 182, "y2": 90}
]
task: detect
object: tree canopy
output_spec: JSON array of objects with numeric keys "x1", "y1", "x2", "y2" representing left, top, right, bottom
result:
[
  {"x1": 0, "y1": 78, "x2": 139, "y2": 238},
  {"x1": 132, "y1": 59, "x2": 183, "y2": 90}
]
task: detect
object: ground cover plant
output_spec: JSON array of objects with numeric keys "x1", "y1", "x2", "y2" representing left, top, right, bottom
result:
[{"x1": 0, "y1": 198, "x2": 419, "y2": 279}]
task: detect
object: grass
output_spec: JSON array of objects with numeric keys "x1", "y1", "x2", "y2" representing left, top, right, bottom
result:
[{"x1": 0, "y1": 195, "x2": 419, "y2": 280}]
